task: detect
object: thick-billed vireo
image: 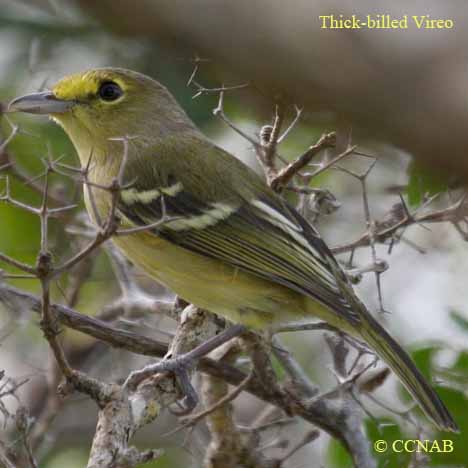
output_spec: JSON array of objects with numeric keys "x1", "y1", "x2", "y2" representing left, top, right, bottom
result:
[{"x1": 8, "y1": 68, "x2": 458, "y2": 432}]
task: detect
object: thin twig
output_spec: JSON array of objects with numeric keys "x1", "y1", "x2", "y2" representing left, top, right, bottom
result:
[
  {"x1": 269, "y1": 133, "x2": 338, "y2": 190},
  {"x1": 165, "y1": 369, "x2": 254, "y2": 437}
]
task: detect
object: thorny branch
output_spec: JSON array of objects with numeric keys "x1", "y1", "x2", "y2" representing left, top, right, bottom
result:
[
  {"x1": 270, "y1": 132, "x2": 337, "y2": 191},
  {"x1": 332, "y1": 193, "x2": 468, "y2": 254}
]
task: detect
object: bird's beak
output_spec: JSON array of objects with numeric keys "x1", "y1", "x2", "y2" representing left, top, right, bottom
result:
[{"x1": 8, "y1": 91, "x2": 75, "y2": 115}]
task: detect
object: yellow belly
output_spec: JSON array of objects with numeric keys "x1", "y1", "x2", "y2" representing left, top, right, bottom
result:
[{"x1": 113, "y1": 231, "x2": 312, "y2": 328}]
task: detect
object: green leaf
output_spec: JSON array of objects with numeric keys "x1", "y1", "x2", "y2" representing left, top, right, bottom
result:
[
  {"x1": 408, "y1": 347, "x2": 468, "y2": 466},
  {"x1": 406, "y1": 161, "x2": 448, "y2": 207},
  {"x1": 450, "y1": 310, "x2": 468, "y2": 333},
  {"x1": 327, "y1": 417, "x2": 409, "y2": 468},
  {"x1": 366, "y1": 418, "x2": 409, "y2": 468},
  {"x1": 327, "y1": 435, "x2": 354, "y2": 468}
]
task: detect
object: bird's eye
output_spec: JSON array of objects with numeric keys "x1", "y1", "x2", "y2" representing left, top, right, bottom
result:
[{"x1": 98, "y1": 82, "x2": 123, "y2": 102}]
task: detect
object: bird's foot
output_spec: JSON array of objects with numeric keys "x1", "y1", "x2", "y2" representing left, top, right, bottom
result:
[
  {"x1": 124, "y1": 324, "x2": 246, "y2": 414},
  {"x1": 124, "y1": 354, "x2": 198, "y2": 414},
  {"x1": 169, "y1": 365, "x2": 199, "y2": 415}
]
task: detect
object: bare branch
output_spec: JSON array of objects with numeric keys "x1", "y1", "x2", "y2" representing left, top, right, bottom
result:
[
  {"x1": 213, "y1": 91, "x2": 262, "y2": 150},
  {"x1": 169, "y1": 369, "x2": 254, "y2": 437},
  {"x1": 1, "y1": 282, "x2": 378, "y2": 466},
  {"x1": 278, "y1": 105, "x2": 303, "y2": 144},
  {"x1": 270, "y1": 132, "x2": 337, "y2": 191},
  {"x1": 332, "y1": 193, "x2": 468, "y2": 254}
]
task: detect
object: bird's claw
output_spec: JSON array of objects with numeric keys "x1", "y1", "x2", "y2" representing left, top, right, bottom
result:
[
  {"x1": 169, "y1": 366, "x2": 199, "y2": 415},
  {"x1": 125, "y1": 354, "x2": 199, "y2": 414},
  {"x1": 125, "y1": 325, "x2": 246, "y2": 410}
]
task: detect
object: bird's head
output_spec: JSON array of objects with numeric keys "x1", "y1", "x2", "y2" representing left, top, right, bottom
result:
[{"x1": 8, "y1": 68, "x2": 195, "y2": 164}]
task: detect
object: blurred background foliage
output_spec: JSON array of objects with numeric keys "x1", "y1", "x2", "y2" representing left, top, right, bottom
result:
[{"x1": 1, "y1": 1, "x2": 468, "y2": 467}]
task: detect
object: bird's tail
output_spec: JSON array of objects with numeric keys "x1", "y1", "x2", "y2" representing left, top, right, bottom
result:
[{"x1": 356, "y1": 313, "x2": 458, "y2": 432}]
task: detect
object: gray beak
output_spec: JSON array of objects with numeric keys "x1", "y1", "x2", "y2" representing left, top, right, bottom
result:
[{"x1": 8, "y1": 91, "x2": 75, "y2": 115}]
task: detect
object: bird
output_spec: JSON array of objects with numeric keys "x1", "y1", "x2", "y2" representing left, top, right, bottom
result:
[{"x1": 8, "y1": 67, "x2": 458, "y2": 432}]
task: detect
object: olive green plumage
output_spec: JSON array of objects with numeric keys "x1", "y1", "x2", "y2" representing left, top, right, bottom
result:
[{"x1": 8, "y1": 67, "x2": 458, "y2": 432}]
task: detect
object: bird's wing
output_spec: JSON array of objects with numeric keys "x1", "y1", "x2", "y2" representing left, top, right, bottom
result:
[{"x1": 117, "y1": 170, "x2": 360, "y2": 326}]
